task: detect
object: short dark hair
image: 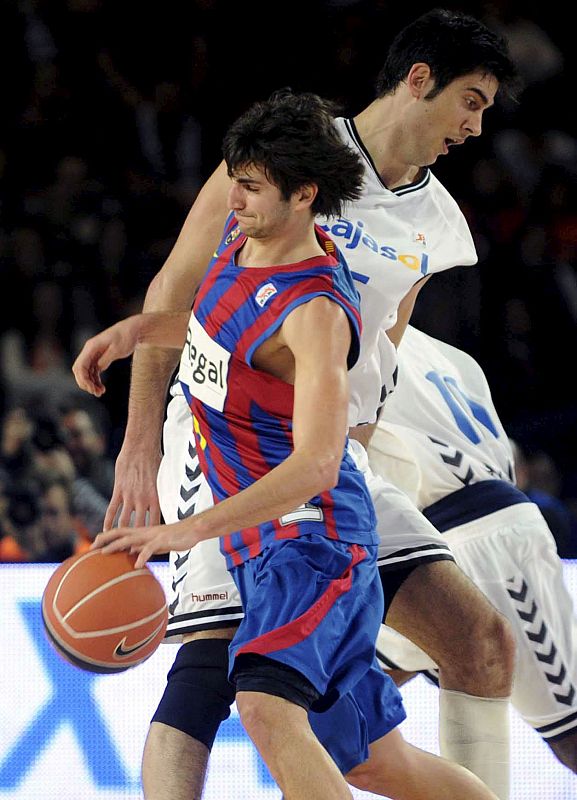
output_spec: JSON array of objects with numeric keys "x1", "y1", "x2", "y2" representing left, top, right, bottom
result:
[
  {"x1": 222, "y1": 89, "x2": 364, "y2": 218},
  {"x1": 375, "y1": 9, "x2": 517, "y2": 99}
]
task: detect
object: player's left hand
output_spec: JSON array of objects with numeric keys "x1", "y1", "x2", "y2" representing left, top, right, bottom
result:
[{"x1": 91, "y1": 521, "x2": 203, "y2": 568}]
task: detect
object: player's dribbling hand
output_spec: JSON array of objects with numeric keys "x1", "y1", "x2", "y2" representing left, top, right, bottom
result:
[{"x1": 91, "y1": 519, "x2": 205, "y2": 569}]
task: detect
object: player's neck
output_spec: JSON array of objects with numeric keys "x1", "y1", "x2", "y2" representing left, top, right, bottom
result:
[
  {"x1": 237, "y1": 223, "x2": 325, "y2": 268},
  {"x1": 353, "y1": 97, "x2": 424, "y2": 190}
]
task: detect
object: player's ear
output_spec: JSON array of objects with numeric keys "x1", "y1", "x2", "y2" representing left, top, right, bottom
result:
[
  {"x1": 295, "y1": 183, "x2": 318, "y2": 210},
  {"x1": 406, "y1": 63, "x2": 433, "y2": 98}
]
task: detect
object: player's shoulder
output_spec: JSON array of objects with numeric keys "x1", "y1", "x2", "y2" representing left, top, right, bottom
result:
[
  {"x1": 402, "y1": 326, "x2": 488, "y2": 388},
  {"x1": 425, "y1": 170, "x2": 468, "y2": 219},
  {"x1": 401, "y1": 325, "x2": 475, "y2": 369}
]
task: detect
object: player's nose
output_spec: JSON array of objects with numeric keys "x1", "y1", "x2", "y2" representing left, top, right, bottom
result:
[
  {"x1": 463, "y1": 110, "x2": 483, "y2": 138},
  {"x1": 228, "y1": 183, "x2": 245, "y2": 209}
]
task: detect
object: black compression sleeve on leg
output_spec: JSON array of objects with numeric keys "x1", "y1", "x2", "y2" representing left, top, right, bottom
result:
[{"x1": 152, "y1": 639, "x2": 235, "y2": 750}]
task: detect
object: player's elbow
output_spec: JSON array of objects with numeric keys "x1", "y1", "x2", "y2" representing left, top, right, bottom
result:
[
  {"x1": 143, "y1": 270, "x2": 166, "y2": 311},
  {"x1": 310, "y1": 452, "x2": 341, "y2": 493},
  {"x1": 144, "y1": 267, "x2": 195, "y2": 313}
]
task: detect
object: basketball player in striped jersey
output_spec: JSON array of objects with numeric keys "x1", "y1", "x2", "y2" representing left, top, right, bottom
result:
[
  {"x1": 369, "y1": 324, "x2": 577, "y2": 775},
  {"x1": 85, "y1": 90, "x2": 499, "y2": 800},
  {"x1": 73, "y1": 9, "x2": 517, "y2": 799}
]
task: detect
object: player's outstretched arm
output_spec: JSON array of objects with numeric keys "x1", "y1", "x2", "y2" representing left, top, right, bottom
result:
[
  {"x1": 99, "y1": 162, "x2": 231, "y2": 529},
  {"x1": 91, "y1": 296, "x2": 352, "y2": 566},
  {"x1": 72, "y1": 312, "x2": 191, "y2": 396}
]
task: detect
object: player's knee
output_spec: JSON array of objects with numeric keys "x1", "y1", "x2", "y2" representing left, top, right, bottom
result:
[
  {"x1": 235, "y1": 691, "x2": 257, "y2": 723},
  {"x1": 151, "y1": 638, "x2": 236, "y2": 750},
  {"x1": 455, "y1": 609, "x2": 515, "y2": 693},
  {"x1": 438, "y1": 604, "x2": 515, "y2": 695},
  {"x1": 490, "y1": 610, "x2": 515, "y2": 670},
  {"x1": 235, "y1": 691, "x2": 273, "y2": 740},
  {"x1": 473, "y1": 609, "x2": 515, "y2": 682},
  {"x1": 346, "y1": 759, "x2": 383, "y2": 793},
  {"x1": 236, "y1": 688, "x2": 308, "y2": 744},
  {"x1": 346, "y1": 734, "x2": 412, "y2": 794}
]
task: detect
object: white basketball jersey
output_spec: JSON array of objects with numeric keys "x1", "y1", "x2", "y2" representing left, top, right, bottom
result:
[
  {"x1": 373, "y1": 325, "x2": 515, "y2": 508},
  {"x1": 318, "y1": 117, "x2": 477, "y2": 426}
]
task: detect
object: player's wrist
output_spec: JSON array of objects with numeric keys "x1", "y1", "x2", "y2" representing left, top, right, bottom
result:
[
  {"x1": 121, "y1": 425, "x2": 162, "y2": 455},
  {"x1": 184, "y1": 512, "x2": 220, "y2": 544}
]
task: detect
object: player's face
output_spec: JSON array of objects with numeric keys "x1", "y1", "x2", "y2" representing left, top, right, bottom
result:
[
  {"x1": 410, "y1": 70, "x2": 499, "y2": 166},
  {"x1": 227, "y1": 165, "x2": 292, "y2": 238}
]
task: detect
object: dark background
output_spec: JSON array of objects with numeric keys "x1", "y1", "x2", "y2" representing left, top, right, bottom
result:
[{"x1": 1, "y1": 0, "x2": 576, "y2": 549}]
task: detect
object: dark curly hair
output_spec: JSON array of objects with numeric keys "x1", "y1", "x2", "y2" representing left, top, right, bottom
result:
[
  {"x1": 375, "y1": 9, "x2": 517, "y2": 100},
  {"x1": 222, "y1": 89, "x2": 364, "y2": 218}
]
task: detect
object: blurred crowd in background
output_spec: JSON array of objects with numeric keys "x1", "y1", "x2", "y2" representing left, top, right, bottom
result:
[{"x1": 1, "y1": 0, "x2": 577, "y2": 561}]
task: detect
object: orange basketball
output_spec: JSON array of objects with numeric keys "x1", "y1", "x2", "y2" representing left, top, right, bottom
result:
[{"x1": 42, "y1": 550, "x2": 168, "y2": 673}]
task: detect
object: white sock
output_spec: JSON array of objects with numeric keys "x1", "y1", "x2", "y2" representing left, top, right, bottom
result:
[{"x1": 439, "y1": 688, "x2": 510, "y2": 800}]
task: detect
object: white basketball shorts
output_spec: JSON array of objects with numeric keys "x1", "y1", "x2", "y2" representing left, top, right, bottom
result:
[
  {"x1": 347, "y1": 439, "x2": 454, "y2": 572},
  {"x1": 376, "y1": 502, "x2": 577, "y2": 741},
  {"x1": 157, "y1": 393, "x2": 243, "y2": 641}
]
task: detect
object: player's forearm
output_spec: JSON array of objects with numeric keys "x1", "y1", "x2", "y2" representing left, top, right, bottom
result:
[
  {"x1": 123, "y1": 312, "x2": 189, "y2": 445},
  {"x1": 123, "y1": 348, "x2": 173, "y2": 447},
  {"x1": 189, "y1": 448, "x2": 342, "y2": 542}
]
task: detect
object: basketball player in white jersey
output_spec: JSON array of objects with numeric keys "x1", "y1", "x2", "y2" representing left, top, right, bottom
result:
[
  {"x1": 370, "y1": 324, "x2": 577, "y2": 775},
  {"x1": 73, "y1": 9, "x2": 517, "y2": 799}
]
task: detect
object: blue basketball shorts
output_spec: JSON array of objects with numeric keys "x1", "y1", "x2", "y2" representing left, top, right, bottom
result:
[
  {"x1": 228, "y1": 533, "x2": 385, "y2": 711},
  {"x1": 309, "y1": 658, "x2": 406, "y2": 773}
]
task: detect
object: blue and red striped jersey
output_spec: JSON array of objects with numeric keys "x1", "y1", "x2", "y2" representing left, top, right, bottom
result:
[{"x1": 178, "y1": 214, "x2": 378, "y2": 567}]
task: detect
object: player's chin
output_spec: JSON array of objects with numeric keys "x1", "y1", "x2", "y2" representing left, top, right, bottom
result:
[{"x1": 237, "y1": 222, "x2": 257, "y2": 237}]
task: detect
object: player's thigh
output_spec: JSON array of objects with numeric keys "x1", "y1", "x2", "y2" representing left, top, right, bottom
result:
[
  {"x1": 345, "y1": 727, "x2": 421, "y2": 794},
  {"x1": 387, "y1": 668, "x2": 417, "y2": 687},
  {"x1": 385, "y1": 558, "x2": 503, "y2": 660}
]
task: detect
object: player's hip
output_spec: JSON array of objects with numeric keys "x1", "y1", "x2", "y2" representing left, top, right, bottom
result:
[{"x1": 164, "y1": 537, "x2": 242, "y2": 642}]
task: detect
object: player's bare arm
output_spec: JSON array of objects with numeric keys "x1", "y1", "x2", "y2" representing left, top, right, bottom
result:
[
  {"x1": 72, "y1": 312, "x2": 191, "y2": 396},
  {"x1": 349, "y1": 422, "x2": 377, "y2": 450},
  {"x1": 386, "y1": 275, "x2": 431, "y2": 348},
  {"x1": 100, "y1": 161, "x2": 230, "y2": 528},
  {"x1": 92, "y1": 296, "x2": 353, "y2": 567}
]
